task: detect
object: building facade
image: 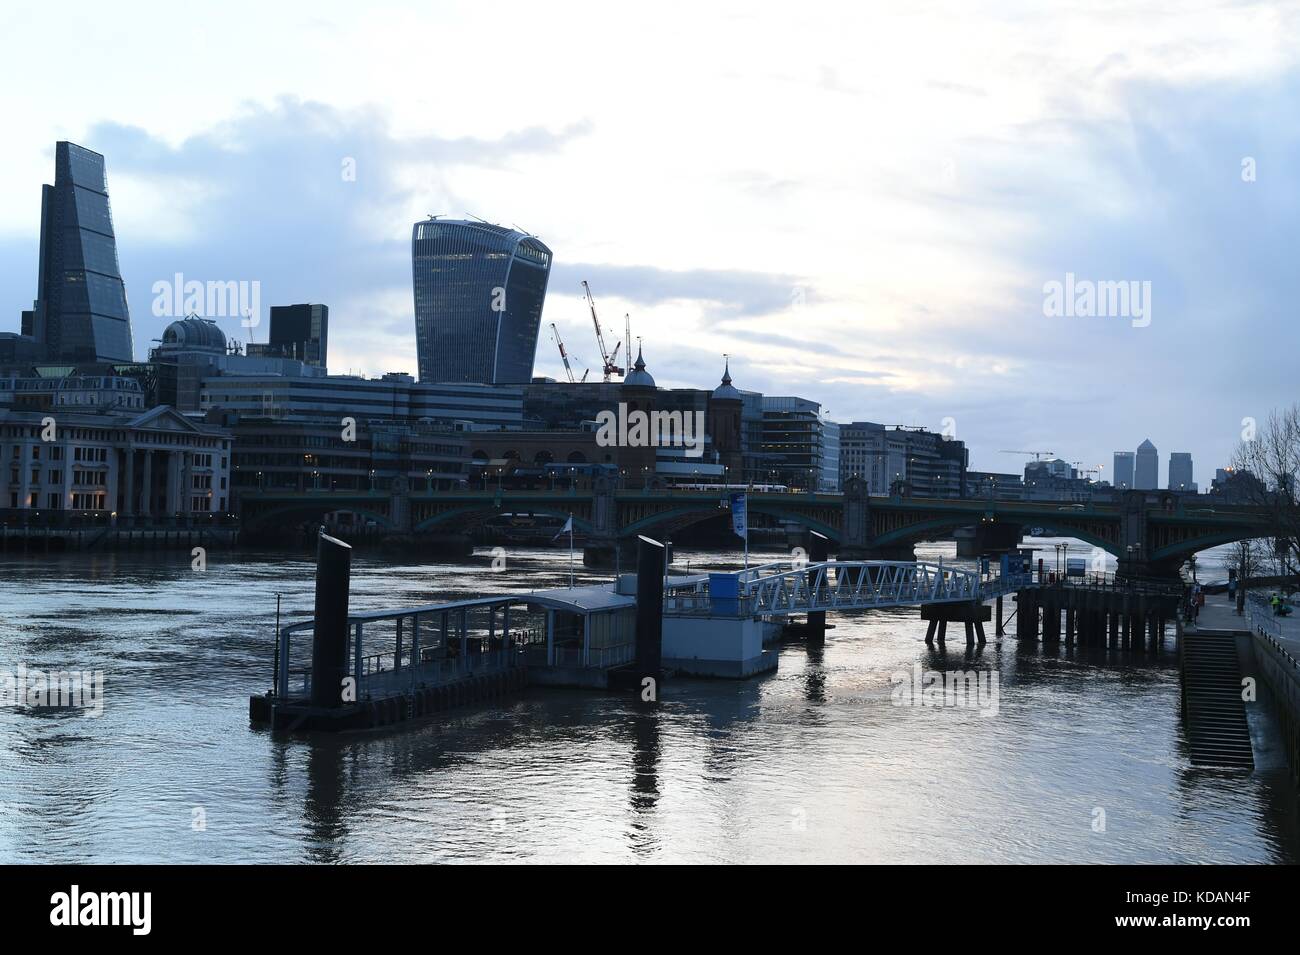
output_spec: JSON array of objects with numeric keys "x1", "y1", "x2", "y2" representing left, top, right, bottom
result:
[
  {"x1": 31, "y1": 142, "x2": 135, "y2": 363},
  {"x1": 965, "y1": 471, "x2": 1025, "y2": 500},
  {"x1": 411, "y1": 219, "x2": 552, "y2": 384},
  {"x1": 820, "y1": 421, "x2": 840, "y2": 492},
  {"x1": 0, "y1": 400, "x2": 230, "y2": 518},
  {"x1": 1113, "y1": 451, "x2": 1135, "y2": 490},
  {"x1": 759, "y1": 397, "x2": 823, "y2": 490},
  {"x1": 200, "y1": 373, "x2": 524, "y2": 431},
  {"x1": 1168, "y1": 452, "x2": 1195, "y2": 492},
  {"x1": 245, "y1": 303, "x2": 329, "y2": 368},
  {"x1": 1135, "y1": 438, "x2": 1159, "y2": 489},
  {"x1": 837, "y1": 422, "x2": 967, "y2": 498}
]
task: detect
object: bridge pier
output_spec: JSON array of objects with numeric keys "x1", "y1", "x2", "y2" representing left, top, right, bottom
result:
[
  {"x1": 922, "y1": 602, "x2": 990, "y2": 648},
  {"x1": 1043, "y1": 597, "x2": 1059, "y2": 643},
  {"x1": 805, "y1": 531, "x2": 829, "y2": 646},
  {"x1": 956, "y1": 522, "x2": 1023, "y2": 558},
  {"x1": 584, "y1": 537, "x2": 636, "y2": 569},
  {"x1": 839, "y1": 544, "x2": 917, "y2": 563},
  {"x1": 1016, "y1": 591, "x2": 1038, "y2": 642}
]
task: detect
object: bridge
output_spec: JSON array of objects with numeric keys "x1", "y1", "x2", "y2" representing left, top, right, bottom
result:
[
  {"x1": 237, "y1": 476, "x2": 1276, "y2": 580},
  {"x1": 664, "y1": 559, "x2": 1029, "y2": 617},
  {"x1": 663, "y1": 555, "x2": 1184, "y2": 655}
]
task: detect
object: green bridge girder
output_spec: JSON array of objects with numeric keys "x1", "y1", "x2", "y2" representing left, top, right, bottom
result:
[{"x1": 235, "y1": 487, "x2": 1277, "y2": 569}]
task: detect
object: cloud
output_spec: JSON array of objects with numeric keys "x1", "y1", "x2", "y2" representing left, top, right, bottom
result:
[
  {"x1": 2, "y1": 10, "x2": 1298, "y2": 493},
  {"x1": 0, "y1": 97, "x2": 590, "y2": 373},
  {"x1": 549, "y1": 262, "x2": 805, "y2": 321}
]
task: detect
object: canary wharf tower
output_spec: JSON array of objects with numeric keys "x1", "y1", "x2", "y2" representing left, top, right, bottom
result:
[
  {"x1": 412, "y1": 218, "x2": 552, "y2": 384},
  {"x1": 32, "y1": 142, "x2": 135, "y2": 362}
]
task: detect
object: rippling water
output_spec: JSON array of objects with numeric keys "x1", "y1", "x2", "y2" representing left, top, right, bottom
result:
[{"x1": 0, "y1": 538, "x2": 1294, "y2": 863}]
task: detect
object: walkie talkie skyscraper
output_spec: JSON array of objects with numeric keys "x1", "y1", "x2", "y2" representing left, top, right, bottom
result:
[{"x1": 411, "y1": 218, "x2": 552, "y2": 384}]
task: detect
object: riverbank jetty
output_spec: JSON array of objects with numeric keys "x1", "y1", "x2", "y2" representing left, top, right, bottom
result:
[
  {"x1": 250, "y1": 533, "x2": 671, "y2": 731},
  {"x1": 250, "y1": 531, "x2": 1192, "y2": 733}
]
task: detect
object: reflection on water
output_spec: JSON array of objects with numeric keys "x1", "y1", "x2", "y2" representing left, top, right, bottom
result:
[{"x1": 0, "y1": 540, "x2": 1294, "y2": 863}]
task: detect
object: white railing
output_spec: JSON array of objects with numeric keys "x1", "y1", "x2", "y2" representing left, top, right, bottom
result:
[{"x1": 748, "y1": 561, "x2": 983, "y2": 616}]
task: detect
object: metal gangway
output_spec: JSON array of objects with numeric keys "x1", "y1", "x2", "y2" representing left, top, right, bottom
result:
[{"x1": 665, "y1": 559, "x2": 1034, "y2": 618}]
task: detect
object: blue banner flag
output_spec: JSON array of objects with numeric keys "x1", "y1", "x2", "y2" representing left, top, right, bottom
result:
[{"x1": 729, "y1": 493, "x2": 748, "y2": 539}]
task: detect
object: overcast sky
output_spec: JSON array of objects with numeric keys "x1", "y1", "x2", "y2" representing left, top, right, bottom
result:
[{"x1": 1, "y1": 0, "x2": 1297, "y2": 487}]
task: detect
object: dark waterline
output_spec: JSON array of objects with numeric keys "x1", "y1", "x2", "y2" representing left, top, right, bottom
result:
[{"x1": 0, "y1": 540, "x2": 1295, "y2": 863}]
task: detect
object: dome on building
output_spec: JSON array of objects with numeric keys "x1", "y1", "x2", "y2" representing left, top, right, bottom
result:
[
  {"x1": 712, "y1": 358, "x2": 742, "y2": 401},
  {"x1": 623, "y1": 345, "x2": 655, "y2": 388},
  {"x1": 161, "y1": 317, "x2": 226, "y2": 352}
]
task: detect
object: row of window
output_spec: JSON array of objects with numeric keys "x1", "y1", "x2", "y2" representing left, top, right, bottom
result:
[{"x1": 5, "y1": 490, "x2": 228, "y2": 512}]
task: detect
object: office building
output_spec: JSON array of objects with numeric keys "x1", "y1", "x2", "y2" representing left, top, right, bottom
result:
[
  {"x1": 30, "y1": 142, "x2": 135, "y2": 362},
  {"x1": 1113, "y1": 451, "x2": 1135, "y2": 490},
  {"x1": 245, "y1": 304, "x2": 328, "y2": 368},
  {"x1": 149, "y1": 318, "x2": 327, "y2": 413},
  {"x1": 200, "y1": 373, "x2": 524, "y2": 432},
  {"x1": 759, "y1": 397, "x2": 823, "y2": 490},
  {"x1": 1211, "y1": 467, "x2": 1265, "y2": 503},
  {"x1": 1135, "y1": 438, "x2": 1158, "y2": 489},
  {"x1": 411, "y1": 218, "x2": 552, "y2": 384},
  {"x1": 1168, "y1": 452, "x2": 1195, "y2": 492},
  {"x1": 965, "y1": 471, "x2": 1024, "y2": 501},
  {"x1": 838, "y1": 423, "x2": 967, "y2": 498},
  {"x1": 820, "y1": 421, "x2": 840, "y2": 492}
]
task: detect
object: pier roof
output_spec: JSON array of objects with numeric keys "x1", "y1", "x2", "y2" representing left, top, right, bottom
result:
[{"x1": 342, "y1": 583, "x2": 633, "y2": 625}]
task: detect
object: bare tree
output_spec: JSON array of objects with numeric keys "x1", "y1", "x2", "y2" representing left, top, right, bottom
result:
[
  {"x1": 1231, "y1": 403, "x2": 1300, "y2": 578},
  {"x1": 1228, "y1": 537, "x2": 1268, "y2": 580}
]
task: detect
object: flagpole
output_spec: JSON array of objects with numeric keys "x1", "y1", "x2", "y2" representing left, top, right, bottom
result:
[{"x1": 744, "y1": 522, "x2": 749, "y2": 573}]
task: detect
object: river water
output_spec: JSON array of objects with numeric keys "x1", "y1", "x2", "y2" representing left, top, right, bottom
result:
[{"x1": 0, "y1": 538, "x2": 1294, "y2": 864}]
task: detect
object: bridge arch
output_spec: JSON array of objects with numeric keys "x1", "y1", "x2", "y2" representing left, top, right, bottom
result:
[
  {"x1": 1150, "y1": 529, "x2": 1277, "y2": 564},
  {"x1": 871, "y1": 515, "x2": 1122, "y2": 557},
  {"x1": 620, "y1": 501, "x2": 842, "y2": 543},
  {"x1": 414, "y1": 505, "x2": 596, "y2": 535},
  {"x1": 243, "y1": 502, "x2": 395, "y2": 533}
]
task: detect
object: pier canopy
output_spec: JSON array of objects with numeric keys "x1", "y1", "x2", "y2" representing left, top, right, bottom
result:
[{"x1": 275, "y1": 583, "x2": 640, "y2": 702}]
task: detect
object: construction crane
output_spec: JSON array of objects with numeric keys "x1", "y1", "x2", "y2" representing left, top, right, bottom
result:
[
  {"x1": 999, "y1": 449, "x2": 1057, "y2": 461},
  {"x1": 581, "y1": 280, "x2": 624, "y2": 381},
  {"x1": 624, "y1": 313, "x2": 632, "y2": 377},
  {"x1": 549, "y1": 323, "x2": 588, "y2": 384},
  {"x1": 1073, "y1": 462, "x2": 1104, "y2": 481}
]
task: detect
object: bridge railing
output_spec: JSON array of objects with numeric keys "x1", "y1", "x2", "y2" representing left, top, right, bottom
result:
[{"x1": 729, "y1": 561, "x2": 988, "y2": 616}]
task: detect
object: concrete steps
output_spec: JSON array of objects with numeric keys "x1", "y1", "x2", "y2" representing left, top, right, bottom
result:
[{"x1": 1181, "y1": 632, "x2": 1254, "y2": 768}]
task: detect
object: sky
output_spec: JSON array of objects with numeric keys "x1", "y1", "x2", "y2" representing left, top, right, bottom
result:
[{"x1": 1, "y1": 0, "x2": 1297, "y2": 488}]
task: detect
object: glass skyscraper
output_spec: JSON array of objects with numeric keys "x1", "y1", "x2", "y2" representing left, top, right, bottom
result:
[
  {"x1": 32, "y1": 142, "x2": 135, "y2": 362},
  {"x1": 411, "y1": 219, "x2": 552, "y2": 384}
]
